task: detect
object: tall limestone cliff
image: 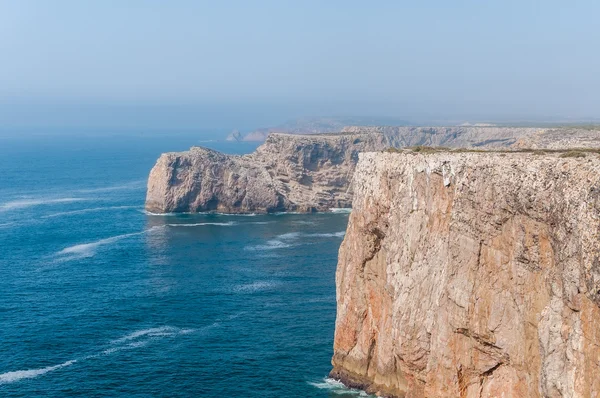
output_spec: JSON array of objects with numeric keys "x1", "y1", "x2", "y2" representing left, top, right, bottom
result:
[{"x1": 331, "y1": 150, "x2": 600, "y2": 397}]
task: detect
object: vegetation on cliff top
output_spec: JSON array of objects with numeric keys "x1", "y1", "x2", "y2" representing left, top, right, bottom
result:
[{"x1": 385, "y1": 146, "x2": 600, "y2": 157}]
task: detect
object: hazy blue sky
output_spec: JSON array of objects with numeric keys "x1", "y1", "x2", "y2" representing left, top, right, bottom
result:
[{"x1": 1, "y1": 0, "x2": 599, "y2": 129}]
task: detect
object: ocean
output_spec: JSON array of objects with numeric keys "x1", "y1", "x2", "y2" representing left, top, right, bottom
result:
[{"x1": 0, "y1": 132, "x2": 369, "y2": 397}]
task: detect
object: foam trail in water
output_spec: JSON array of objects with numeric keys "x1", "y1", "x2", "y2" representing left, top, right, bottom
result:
[
  {"x1": 110, "y1": 326, "x2": 180, "y2": 344},
  {"x1": 55, "y1": 226, "x2": 163, "y2": 261},
  {"x1": 244, "y1": 232, "x2": 300, "y2": 251},
  {"x1": 142, "y1": 210, "x2": 178, "y2": 216},
  {"x1": 166, "y1": 221, "x2": 237, "y2": 227},
  {"x1": 0, "y1": 198, "x2": 88, "y2": 212},
  {"x1": 245, "y1": 230, "x2": 344, "y2": 251},
  {"x1": 0, "y1": 317, "x2": 241, "y2": 384},
  {"x1": 43, "y1": 205, "x2": 138, "y2": 218},
  {"x1": 0, "y1": 360, "x2": 76, "y2": 384},
  {"x1": 307, "y1": 231, "x2": 346, "y2": 238},
  {"x1": 233, "y1": 281, "x2": 279, "y2": 293}
]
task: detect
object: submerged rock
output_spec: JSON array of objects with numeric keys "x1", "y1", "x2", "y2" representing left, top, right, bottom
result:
[{"x1": 331, "y1": 150, "x2": 600, "y2": 397}]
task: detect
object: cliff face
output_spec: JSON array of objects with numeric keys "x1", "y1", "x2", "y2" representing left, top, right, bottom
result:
[
  {"x1": 342, "y1": 126, "x2": 600, "y2": 149},
  {"x1": 145, "y1": 133, "x2": 389, "y2": 213},
  {"x1": 331, "y1": 151, "x2": 600, "y2": 397}
]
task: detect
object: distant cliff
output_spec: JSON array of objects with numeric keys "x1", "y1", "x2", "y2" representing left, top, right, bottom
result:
[
  {"x1": 145, "y1": 133, "x2": 389, "y2": 213},
  {"x1": 342, "y1": 125, "x2": 600, "y2": 148},
  {"x1": 331, "y1": 150, "x2": 600, "y2": 397}
]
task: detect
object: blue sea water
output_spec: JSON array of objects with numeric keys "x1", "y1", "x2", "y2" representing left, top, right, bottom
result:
[{"x1": 0, "y1": 132, "x2": 367, "y2": 397}]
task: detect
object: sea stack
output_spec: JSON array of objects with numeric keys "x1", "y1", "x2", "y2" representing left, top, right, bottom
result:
[{"x1": 331, "y1": 149, "x2": 600, "y2": 397}]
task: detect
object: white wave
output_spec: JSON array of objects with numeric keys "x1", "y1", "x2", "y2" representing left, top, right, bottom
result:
[
  {"x1": 0, "y1": 360, "x2": 76, "y2": 384},
  {"x1": 77, "y1": 180, "x2": 145, "y2": 193},
  {"x1": 308, "y1": 378, "x2": 374, "y2": 396},
  {"x1": 0, "y1": 197, "x2": 88, "y2": 212},
  {"x1": 42, "y1": 205, "x2": 138, "y2": 219},
  {"x1": 166, "y1": 221, "x2": 237, "y2": 227},
  {"x1": 141, "y1": 210, "x2": 179, "y2": 216},
  {"x1": 244, "y1": 239, "x2": 292, "y2": 251},
  {"x1": 278, "y1": 232, "x2": 301, "y2": 239},
  {"x1": 330, "y1": 208, "x2": 352, "y2": 213},
  {"x1": 244, "y1": 230, "x2": 343, "y2": 251},
  {"x1": 244, "y1": 231, "x2": 301, "y2": 251},
  {"x1": 292, "y1": 220, "x2": 316, "y2": 225},
  {"x1": 307, "y1": 231, "x2": 346, "y2": 238},
  {"x1": 56, "y1": 227, "x2": 163, "y2": 260},
  {"x1": 233, "y1": 281, "x2": 279, "y2": 293},
  {"x1": 0, "y1": 221, "x2": 15, "y2": 228},
  {"x1": 110, "y1": 326, "x2": 179, "y2": 344}
]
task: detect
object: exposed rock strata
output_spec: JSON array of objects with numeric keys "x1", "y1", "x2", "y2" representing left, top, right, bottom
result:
[
  {"x1": 145, "y1": 133, "x2": 389, "y2": 213},
  {"x1": 330, "y1": 151, "x2": 600, "y2": 397},
  {"x1": 342, "y1": 125, "x2": 600, "y2": 149}
]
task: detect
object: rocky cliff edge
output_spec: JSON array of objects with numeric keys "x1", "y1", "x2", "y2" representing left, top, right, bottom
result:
[{"x1": 331, "y1": 150, "x2": 600, "y2": 397}]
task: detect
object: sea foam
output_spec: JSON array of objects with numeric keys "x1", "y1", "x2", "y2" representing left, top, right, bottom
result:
[
  {"x1": 56, "y1": 226, "x2": 163, "y2": 261},
  {"x1": 0, "y1": 360, "x2": 77, "y2": 384},
  {"x1": 166, "y1": 221, "x2": 237, "y2": 227},
  {"x1": 0, "y1": 197, "x2": 88, "y2": 212},
  {"x1": 233, "y1": 281, "x2": 279, "y2": 293},
  {"x1": 244, "y1": 230, "x2": 344, "y2": 251},
  {"x1": 0, "y1": 324, "x2": 199, "y2": 384}
]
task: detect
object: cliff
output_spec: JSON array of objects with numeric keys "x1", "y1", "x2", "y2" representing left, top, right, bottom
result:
[
  {"x1": 331, "y1": 150, "x2": 600, "y2": 397},
  {"x1": 342, "y1": 125, "x2": 600, "y2": 149},
  {"x1": 145, "y1": 132, "x2": 389, "y2": 213},
  {"x1": 146, "y1": 127, "x2": 600, "y2": 214}
]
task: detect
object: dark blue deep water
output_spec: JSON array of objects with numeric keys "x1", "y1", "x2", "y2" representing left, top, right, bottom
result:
[{"x1": 0, "y1": 133, "x2": 367, "y2": 397}]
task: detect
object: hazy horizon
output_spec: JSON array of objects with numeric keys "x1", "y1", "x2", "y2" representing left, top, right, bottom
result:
[{"x1": 2, "y1": 1, "x2": 599, "y2": 130}]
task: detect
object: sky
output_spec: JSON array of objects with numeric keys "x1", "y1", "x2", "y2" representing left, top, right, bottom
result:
[{"x1": 1, "y1": 0, "x2": 599, "y2": 130}]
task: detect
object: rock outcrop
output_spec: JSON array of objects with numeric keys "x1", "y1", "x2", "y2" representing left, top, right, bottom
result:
[
  {"x1": 331, "y1": 150, "x2": 600, "y2": 397},
  {"x1": 145, "y1": 132, "x2": 390, "y2": 213}
]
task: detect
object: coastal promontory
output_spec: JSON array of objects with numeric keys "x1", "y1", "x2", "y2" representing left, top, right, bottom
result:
[{"x1": 145, "y1": 132, "x2": 390, "y2": 213}]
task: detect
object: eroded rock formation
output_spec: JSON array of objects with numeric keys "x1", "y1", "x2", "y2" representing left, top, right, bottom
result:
[
  {"x1": 145, "y1": 132, "x2": 390, "y2": 213},
  {"x1": 330, "y1": 150, "x2": 600, "y2": 397}
]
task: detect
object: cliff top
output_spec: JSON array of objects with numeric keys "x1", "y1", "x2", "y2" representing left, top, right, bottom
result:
[{"x1": 385, "y1": 146, "x2": 600, "y2": 158}]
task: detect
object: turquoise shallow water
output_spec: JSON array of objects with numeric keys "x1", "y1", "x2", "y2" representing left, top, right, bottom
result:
[{"x1": 0, "y1": 133, "x2": 369, "y2": 397}]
